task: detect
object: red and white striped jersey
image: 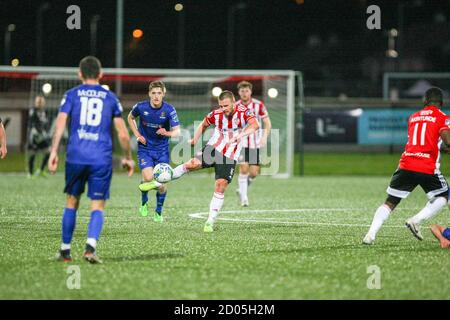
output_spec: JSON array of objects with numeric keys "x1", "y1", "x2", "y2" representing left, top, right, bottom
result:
[
  {"x1": 236, "y1": 98, "x2": 268, "y2": 149},
  {"x1": 204, "y1": 105, "x2": 256, "y2": 161}
]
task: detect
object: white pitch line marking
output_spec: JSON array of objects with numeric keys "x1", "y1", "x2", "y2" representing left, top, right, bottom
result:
[{"x1": 188, "y1": 208, "x2": 424, "y2": 228}]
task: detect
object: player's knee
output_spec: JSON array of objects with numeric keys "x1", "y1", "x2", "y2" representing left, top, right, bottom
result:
[
  {"x1": 158, "y1": 184, "x2": 167, "y2": 193},
  {"x1": 66, "y1": 195, "x2": 80, "y2": 209},
  {"x1": 142, "y1": 169, "x2": 153, "y2": 182},
  {"x1": 215, "y1": 179, "x2": 228, "y2": 193},
  {"x1": 240, "y1": 164, "x2": 249, "y2": 174},
  {"x1": 91, "y1": 200, "x2": 106, "y2": 212},
  {"x1": 385, "y1": 195, "x2": 401, "y2": 209}
]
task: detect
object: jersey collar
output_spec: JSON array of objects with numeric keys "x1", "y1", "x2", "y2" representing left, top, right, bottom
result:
[
  {"x1": 424, "y1": 105, "x2": 439, "y2": 111},
  {"x1": 149, "y1": 100, "x2": 164, "y2": 110}
]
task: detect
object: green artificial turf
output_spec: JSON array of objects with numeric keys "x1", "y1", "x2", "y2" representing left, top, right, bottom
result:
[{"x1": 0, "y1": 173, "x2": 449, "y2": 299}]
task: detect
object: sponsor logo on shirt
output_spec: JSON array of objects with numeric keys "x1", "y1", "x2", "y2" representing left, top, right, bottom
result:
[
  {"x1": 403, "y1": 152, "x2": 430, "y2": 158},
  {"x1": 77, "y1": 128, "x2": 99, "y2": 141}
]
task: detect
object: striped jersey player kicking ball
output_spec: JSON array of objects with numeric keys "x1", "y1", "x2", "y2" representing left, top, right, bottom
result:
[
  {"x1": 363, "y1": 88, "x2": 450, "y2": 245},
  {"x1": 139, "y1": 90, "x2": 259, "y2": 232}
]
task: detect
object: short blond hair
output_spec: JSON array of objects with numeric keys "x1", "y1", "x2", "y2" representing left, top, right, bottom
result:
[
  {"x1": 237, "y1": 81, "x2": 252, "y2": 90},
  {"x1": 149, "y1": 80, "x2": 166, "y2": 93}
]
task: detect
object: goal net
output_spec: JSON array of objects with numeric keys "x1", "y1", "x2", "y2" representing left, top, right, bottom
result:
[{"x1": 0, "y1": 67, "x2": 297, "y2": 177}]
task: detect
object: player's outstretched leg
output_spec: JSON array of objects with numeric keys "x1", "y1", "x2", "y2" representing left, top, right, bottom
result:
[
  {"x1": 405, "y1": 196, "x2": 447, "y2": 241},
  {"x1": 56, "y1": 206, "x2": 77, "y2": 262},
  {"x1": 363, "y1": 202, "x2": 395, "y2": 245},
  {"x1": 84, "y1": 209, "x2": 104, "y2": 264}
]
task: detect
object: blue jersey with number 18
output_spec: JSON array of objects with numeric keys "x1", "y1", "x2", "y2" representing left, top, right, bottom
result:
[{"x1": 59, "y1": 84, "x2": 123, "y2": 165}]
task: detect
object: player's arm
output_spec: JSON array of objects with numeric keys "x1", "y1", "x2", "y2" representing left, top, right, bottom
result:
[
  {"x1": 229, "y1": 118, "x2": 260, "y2": 144},
  {"x1": 440, "y1": 130, "x2": 450, "y2": 150},
  {"x1": 127, "y1": 111, "x2": 146, "y2": 145},
  {"x1": 430, "y1": 224, "x2": 450, "y2": 248},
  {"x1": 114, "y1": 117, "x2": 134, "y2": 177},
  {"x1": 0, "y1": 120, "x2": 7, "y2": 159},
  {"x1": 48, "y1": 112, "x2": 68, "y2": 173},
  {"x1": 189, "y1": 119, "x2": 210, "y2": 145},
  {"x1": 157, "y1": 125, "x2": 180, "y2": 138},
  {"x1": 260, "y1": 116, "x2": 272, "y2": 148}
]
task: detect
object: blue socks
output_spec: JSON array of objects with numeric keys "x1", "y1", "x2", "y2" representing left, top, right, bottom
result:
[
  {"x1": 87, "y1": 210, "x2": 104, "y2": 241},
  {"x1": 62, "y1": 208, "x2": 77, "y2": 245},
  {"x1": 155, "y1": 192, "x2": 167, "y2": 215},
  {"x1": 141, "y1": 191, "x2": 149, "y2": 205}
]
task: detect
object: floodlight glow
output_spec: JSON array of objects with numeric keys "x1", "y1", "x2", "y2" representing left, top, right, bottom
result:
[
  {"x1": 175, "y1": 3, "x2": 184, "y2": 11},
  {"x1": 212, "y1": 87, "x2": 222, "y2": 97},
  {"x1": 132, "y1": 29, "x2": 143, "y2": 39},
  {"x1": 268, "y1": 88, "x2": 278, "y2": 98},
  {"x1": 11, "y1": 58, "x2": 19, "y2": 67},
  {"x1": 42, "y1": 83, "x2": 52, "y2": 95}
]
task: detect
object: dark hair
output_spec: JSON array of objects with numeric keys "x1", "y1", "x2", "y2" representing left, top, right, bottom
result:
[
  {"x1": 218, "y1": 90, "x2": 235, "y2": 101},
  {"x1": 79, "y1": 56, "x2": 102, "y2": 79},
  {"x1": 424, "y1": 87, "x2": 443, "y2": 107},
  {"x1": 237, "y1": 81, "x2": 252, "y2": 90}
]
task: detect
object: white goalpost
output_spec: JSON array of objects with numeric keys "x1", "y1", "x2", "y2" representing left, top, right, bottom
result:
[{"x1": 0, "y1": 66, "x2": 298, "y2": 177}]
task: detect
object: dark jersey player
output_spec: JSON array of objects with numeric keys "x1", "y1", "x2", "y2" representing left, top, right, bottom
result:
[
  {"x1": 27, "y1": 95, "x2": 51, "y2": 178},
  {"x1": 48, "y1": 56, "x2": 134, "y2": 263},
  {"x1": 127, "y1": 81, "x2": 180, "y2": 222},
  {"x1": 363, "y1": 87, "x2": 450, "y2": 245}
]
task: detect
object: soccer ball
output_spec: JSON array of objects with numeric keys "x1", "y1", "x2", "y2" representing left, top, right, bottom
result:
[{"x1": 153, "y1": 163, "x2": 173, "y2": 183}]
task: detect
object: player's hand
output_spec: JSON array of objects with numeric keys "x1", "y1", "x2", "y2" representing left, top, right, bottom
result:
[
  {"x1": 0, "y1": 145, "x2": 7, "y2": 159},
  {"x1": 156, "y1": 128, "x2": 169, "y2": 137},
  {"x1": 188, "y1": 139, "x2": 196, "y2": 146},
  {"x1": 48, "y1": 151, "x2": 59, "y2": 174},
  {"x1": 121, "y1": 158, "x2": 135, "y2": 177},
  {"x1": 136, "y1": 135, "x2": 146, "y2": 145}
]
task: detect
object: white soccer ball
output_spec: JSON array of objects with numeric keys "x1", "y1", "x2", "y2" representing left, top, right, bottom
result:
[{"x1": 153, "y1": 163, "x2": 173, "y2": 183}]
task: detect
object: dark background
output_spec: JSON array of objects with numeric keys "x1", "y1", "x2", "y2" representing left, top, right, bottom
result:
[{"x1": 1, "y1": 0, "x2": 449, "y2": 96}]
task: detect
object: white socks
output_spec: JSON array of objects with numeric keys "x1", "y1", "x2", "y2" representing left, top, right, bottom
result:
[
  {"x1": 172, "y1": 164, "x2": 188, "y2": 180},
  {"x1": 86, "y1": 238, "x2": 97, "y2": 249},
  {"x1": 367, "y1": 204, "x2": 391, "y2": 239},
  {"x1": 61, "y1": 243, "x2": 71, "y2": 250},
  {"x1": 238, "y1": 174, "x2": 248, "y2": 202},
  {"x1": 409, "y1": 196, "x2": 446, "y2": 225},
  {"x1": 207, "y1": 192, "x2": 224, "y2": 224}
]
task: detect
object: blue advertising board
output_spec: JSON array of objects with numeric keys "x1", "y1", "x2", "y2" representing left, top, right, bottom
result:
[{"x1": 357, "y1": 109, "x2": 415, "y2": 145}]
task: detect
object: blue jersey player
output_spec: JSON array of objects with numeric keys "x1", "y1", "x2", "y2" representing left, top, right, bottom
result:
[
  {"x1": 127, "y1": 81, "x2": 180, "y2": 221},
  {"x1": 48, "y1": 56, "x2": 134, "y2": 263}
]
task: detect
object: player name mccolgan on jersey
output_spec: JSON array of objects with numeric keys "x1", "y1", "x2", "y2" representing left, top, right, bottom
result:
[{"x1": 77, "y1": 89, "x2": 107, "y2": 99}]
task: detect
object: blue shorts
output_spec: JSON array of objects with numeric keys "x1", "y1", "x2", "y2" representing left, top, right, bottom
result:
[
  {"x1": 137, "y1": 148, "x2": 169, "y2": 170},
  {"x1": 443, "y1": 228, "x2": 450, "y2": 241},
  {"x1": 64, "y1": 162, "x2": 112, "y2": 200}
]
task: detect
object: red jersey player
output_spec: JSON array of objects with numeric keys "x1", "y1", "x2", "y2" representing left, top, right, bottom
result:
[
  {"x1": 235, "y1": 81, "x2": 271, "y2": 207},
  {"x1": 139, "y1": 90, "x2": 259, "y2": 232},
  {"x1": 363, "y1": 87, "x2": 450, "y2": 244}
]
